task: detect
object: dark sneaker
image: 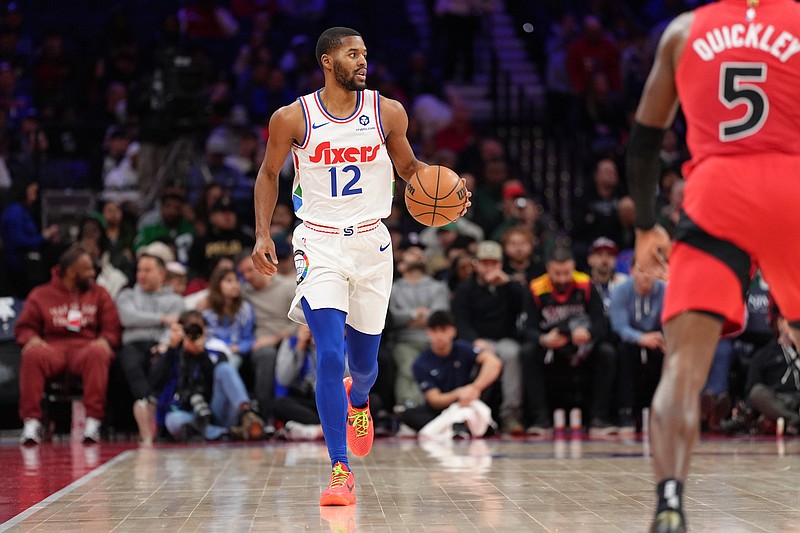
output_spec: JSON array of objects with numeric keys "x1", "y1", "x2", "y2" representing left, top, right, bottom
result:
[{"x1": 650, "y1": 510, "x2": 686, "y2": 533}]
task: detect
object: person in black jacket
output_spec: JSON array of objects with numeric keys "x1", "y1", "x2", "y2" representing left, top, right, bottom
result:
[
  {"x1": 520, "y1": 246, "x2": 618, "y2": 436},
  {"x1": 148, "y1": 310, "x2": 264, "y2": 441},
  {"x1": 451, "y1": 240, "x2": 525, "y2": 435},
  {"x1": 746, "y1": 302, "x2": 800, "y2": 435}
]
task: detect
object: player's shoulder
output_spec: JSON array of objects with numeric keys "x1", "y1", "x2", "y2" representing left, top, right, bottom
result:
[
  {"x1": 377, "y1": 94, "x2": 407, "y2": 119},
  {"x1": 269, "y1": 100, "x2": 303, "y2": 126},
  {"x1": 661, "y1": 11, "x2": 694, "y2": 46}
]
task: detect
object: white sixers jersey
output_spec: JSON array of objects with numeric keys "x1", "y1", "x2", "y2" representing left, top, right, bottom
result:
[{"x1": 291, "y1": 89, "x2": 394, "y2": 226}]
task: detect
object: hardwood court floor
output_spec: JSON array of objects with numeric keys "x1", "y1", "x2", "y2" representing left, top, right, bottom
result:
[{"x1": 1, "y1": 434, "x2": 799, "y2": 532}]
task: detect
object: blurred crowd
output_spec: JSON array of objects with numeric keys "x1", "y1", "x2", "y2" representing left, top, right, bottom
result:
[{"x1": 0, "y1": 0, "x2": 792, "y2": 444}]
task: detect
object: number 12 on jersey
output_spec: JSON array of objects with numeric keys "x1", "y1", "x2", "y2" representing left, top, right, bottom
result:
[
  {"x1": 329, "y1": 165, "x2": 363, "y2": 197},
  {"x1": 719, "y1": 62, "x2": 768, "y2": 142}
]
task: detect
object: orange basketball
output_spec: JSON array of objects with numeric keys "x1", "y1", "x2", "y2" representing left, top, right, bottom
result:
[{"x1": 404, "y1": 165, "x2": 466, "y2": 227}]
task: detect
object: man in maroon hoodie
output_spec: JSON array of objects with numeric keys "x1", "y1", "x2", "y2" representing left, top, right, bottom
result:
[{"x1": 15, "y1": 244, "x2": 121, "y2": 444}]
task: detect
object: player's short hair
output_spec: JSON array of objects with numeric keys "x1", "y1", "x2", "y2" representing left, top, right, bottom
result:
[{"x1": 316, "y1": 27, "x2": 362, "y2": 68}]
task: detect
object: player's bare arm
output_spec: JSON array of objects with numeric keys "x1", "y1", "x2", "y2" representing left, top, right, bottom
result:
[
  {"x1": 626, "y1": 13, "x2": 693, "y2": 280},
  {"x1": 252, "y1": 102, "x2": 304, "y2": 277},
  {"x1": 381, "y1": 95, "x2": 471, "y2": 215}
]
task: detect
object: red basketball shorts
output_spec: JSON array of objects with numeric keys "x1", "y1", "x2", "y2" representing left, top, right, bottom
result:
[{"x1": 664, "y1": 153, "x2": 800, "y2": 331}]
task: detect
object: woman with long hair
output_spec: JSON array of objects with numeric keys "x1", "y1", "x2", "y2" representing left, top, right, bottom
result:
[{"x1": 201, "y1": 266, "x2": 255, "y2": 369}]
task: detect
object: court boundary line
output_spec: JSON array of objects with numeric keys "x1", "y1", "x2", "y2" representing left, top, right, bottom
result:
[{"x1": 0, "y1": 449, "x2": 135, "y2": 531}]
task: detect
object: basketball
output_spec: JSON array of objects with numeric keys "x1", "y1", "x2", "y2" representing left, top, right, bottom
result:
[{"x1": 404, "y1": 165, "x2": 466, "y2": 227}]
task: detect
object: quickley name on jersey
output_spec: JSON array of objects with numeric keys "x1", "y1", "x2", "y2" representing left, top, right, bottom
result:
[
  {"x1": 291, "y1": 89, "x2": 394, "y2": 227},
  {"x1": 692, "y1": 23, "x2": 800, "y2": 63}
]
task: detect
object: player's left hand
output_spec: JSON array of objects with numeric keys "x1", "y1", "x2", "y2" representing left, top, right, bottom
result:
[{"x1": 458, "y1": 178, "x2": 472, "y2": 218}]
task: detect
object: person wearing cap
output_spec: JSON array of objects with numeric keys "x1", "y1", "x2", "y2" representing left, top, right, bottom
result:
[
  {"x1": 186, "y1": 134, "x2": 252, "y2": 208},
  {"x1": 521, "y1": 246, "x2": 618, "y2": 437},
  {"x1": 587, "y1": 236, "x2": 628, "y2": 311},
  {"x1": 452, "y1": 240, "x2": 526, "y2": 435},
  {"x1": 188, "y1": 195, "x2": 254, "y2": 279}
]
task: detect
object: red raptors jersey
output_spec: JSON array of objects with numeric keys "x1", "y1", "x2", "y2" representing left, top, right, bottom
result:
[{"x1": 676, "y1": 0, "x2": 800, "y2": 165}]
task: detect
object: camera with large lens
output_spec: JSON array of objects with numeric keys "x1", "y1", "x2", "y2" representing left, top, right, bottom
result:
[
  {"x1": 190, "y1": 393, "x2": 212, "y2": 431},
  {"x1": 184, "y1": 322, "x2": 204, "y2": 341}
]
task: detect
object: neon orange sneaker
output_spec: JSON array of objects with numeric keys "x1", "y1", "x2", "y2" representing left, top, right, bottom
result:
[
  {"x1": 319, "y1": 462, "x2": 356, "y2": 506},
  {"x1": 343, "y1": 376, "x2": 373, "y2": 457}
]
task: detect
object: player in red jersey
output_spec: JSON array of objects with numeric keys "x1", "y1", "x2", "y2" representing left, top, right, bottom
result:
[{"x1": 626, "y1": 1, "x2": 800, "y2": 531}]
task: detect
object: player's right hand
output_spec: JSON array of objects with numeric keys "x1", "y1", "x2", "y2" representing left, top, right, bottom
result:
[
  {"x1": 634, "y1": 225, "x2": 671, "y2": 280},
  {"x1": 252, "y1": 236, "x2": 278, "y2": 277},
  {"x1": 458, "y1": 177, "x2": 472, "y2": 217}
]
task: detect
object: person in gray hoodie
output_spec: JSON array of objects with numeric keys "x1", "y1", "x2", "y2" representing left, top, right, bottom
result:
[
  {"x1": 388, "y1": 245, "x2": 450, "y2": 411},
  {"x1": 116, "y1": 253, "x2": 185, "y2": 444}
]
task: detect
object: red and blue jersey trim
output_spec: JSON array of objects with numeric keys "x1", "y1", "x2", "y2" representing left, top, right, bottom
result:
[
  {"x1": 313, "y1": 89, "x2": 364, "y2": 123},
  {"x1": 374, "y1": 90, "x2": 386, "y2": 144},
  {"x1": 295, "y1": 96, "x2": 312, "y2": 149}
]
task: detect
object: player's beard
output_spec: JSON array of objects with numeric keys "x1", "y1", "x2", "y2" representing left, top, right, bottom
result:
[{"x1": 334, "y1": 60, "x2": 366, "y2": 91}]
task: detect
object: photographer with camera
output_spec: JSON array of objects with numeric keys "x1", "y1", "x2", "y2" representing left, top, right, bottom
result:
[
  {"x1": 520, "y1": 246, "x2": 618, "y2": 437},
  {"x1": 148, "y1": 310, "x2": 264, "y2": 442}
]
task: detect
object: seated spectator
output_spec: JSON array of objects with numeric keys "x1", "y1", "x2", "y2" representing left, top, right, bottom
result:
[
  {"x1": 746, "y1": 302, "x2": 800, "y2": 434},
  {"x1": 400, "y1": 311, "x2": 502, "y2": 439},
  {"x1": 700, "y1": 338, "x2": 736, "y2": 433},
  {"x1": 77, "y1": 216, "x2": 129, "y2": 299},
  {"x1": 165, "y1": 261, "x2": 189, "y2": 296},
  {"x1": 521, "y1": 246, "x2": 618, "y2": 436},
  {"x1": 188, "y1": 195, "x2": 254, "y2": 278},
  {"x1": 134, "y1": 189, "x2": 194, "y2": 265},
  {"x1": 609, "y1": 262, "x2": 666, "y2": 432},
  {"x1": 0, "y1": 180, "x2": 60, "y2": 298},
  {"x1": 237, "y1": 252, "x2": 296, "y2": 430},
  {"x1": 16, "y1": 245, "x2": 121, "y2": 445},
  {"x1": 202, "y1": 266, "x2": 255, "y2": 369},
  {"x1": 99, "y1": 200, "x2": 136, "y2": 282},
  {"x1": 501, "y1": 226, "x2": 545, "y2": 285},
  {"x1": 148, "y1": 311, "x2": 264, "y2": 442},
  {"x1": 389, "y1": 245, "x2": 450, "y2": 411},
  {"x1": 186, "y1": 136, "x2": 252, "y2": 210},
  {"x1": 273, "y1": 325, "x2": 323, "y2": 441},
  {"x1": 452, "y1": 240, "x2": 525, "y2": 435},
  {"x1": 587, "y1": 237, "x2": 628, "y2": 310},
  {"x1": 116, "y1": 253, "x2": 185, "y2": 444}
]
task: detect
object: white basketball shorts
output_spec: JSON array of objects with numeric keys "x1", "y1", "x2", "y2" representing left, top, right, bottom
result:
[{"x1": 288, "y1": 220, "x2": 393, "y2": 335}]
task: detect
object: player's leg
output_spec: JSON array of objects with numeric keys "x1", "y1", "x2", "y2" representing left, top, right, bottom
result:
[
  {"x1": 651, "y1": 217, "x2": 751, "y2": 532},
  {"x1": 343, "y1": 325, "x2": 380, "y2": 457}
]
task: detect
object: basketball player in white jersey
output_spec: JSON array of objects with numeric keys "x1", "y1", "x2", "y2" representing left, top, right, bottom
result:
[{"x1": 251, "y1": 27, "x2": 470, "y2": 506}]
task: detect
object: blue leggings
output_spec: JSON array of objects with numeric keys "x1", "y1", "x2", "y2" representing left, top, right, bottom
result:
[{"x1": 301, "y1": 298, "x2": 381, "y2": 467}]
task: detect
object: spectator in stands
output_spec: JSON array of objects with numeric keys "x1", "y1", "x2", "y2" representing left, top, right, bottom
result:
[
  {"x1": 521, "y1": 246, "x2": 617, "y2": 436},
  {"x1": 501, "y1": 226, "x2": 545, "y2": 285},
  {"x1": 578, "y1": 70, "x2": 626, "y2": 156},
  {"x1": 148, "y1": 310, "x2": 264, "y2": 442},
  {"x1": 177, "y1": 0, "x2": 239, "y2": 40},
  {"x1": 657, "y1": 177, "x2": 685, "y2": 238},
  {"x1": 188, "y1": 194, "x2": 254, "y2": 278},
  {"x1": 434, "y1": 0, "x2": 492, "y2": 83},
  {"x1": 237, "y1": 252, "x2": 295, "y2": 430},
  {"x1": 0, "y1": 179, "x2": 60, "y2": 298},
  {"x1": 16, "y1": 245, "x2": 121, "y2": 445},
  {"x1": 184, "y1": 255, "x2": 235, "y2": 310},
  {"x1": 471, "y1": 158, "x2": 513, "y2": 237},
  {"x1": 274, "y1": 324, "x2": 324, "y2": 441},
  {"x1": 389, "y1": 245, "x2": 450, "y2": 411},
  {"x1": 77, "y1": 216, "x2": 129, "y2": 299},
  {"x1": 134, "y1": 189, "x2": 194, "y2": 265},
  {"x1": 400, "y1": 310, "x2": 502, "y2": 438},
  {"x1": 746, "y1": 302, "x2": 800, "y2": 435},
  {"x1": 99, "y1": 200, "x2": 135, "y2": 282},
  {"x1": 452, "y1": 240, "x2": 525, "y2": 434},
  {"x1": 202, "y1": 266, "x2": 255, "y2": 370},
  {"x1": 165, "y1": 261, "x2": 189, "y2": 297},
  {"x1": 587, "y1": 237, "x2": 628, "y2": 311},
  {"x1": 571, "y1": 158, "x2": 624, "y2": 266},
  {"x1": 186, "y1": 135, "x2": 252, "y2": 209},
  {"x1": 116, "y1": 253, "x2": 185, "y2": 444},
  {"x1": 566, "y1": 15, "x2": 620, "y2": 95},
  {"x1": 609, "y1": 261, "x2": 666, "y2": 432}
]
